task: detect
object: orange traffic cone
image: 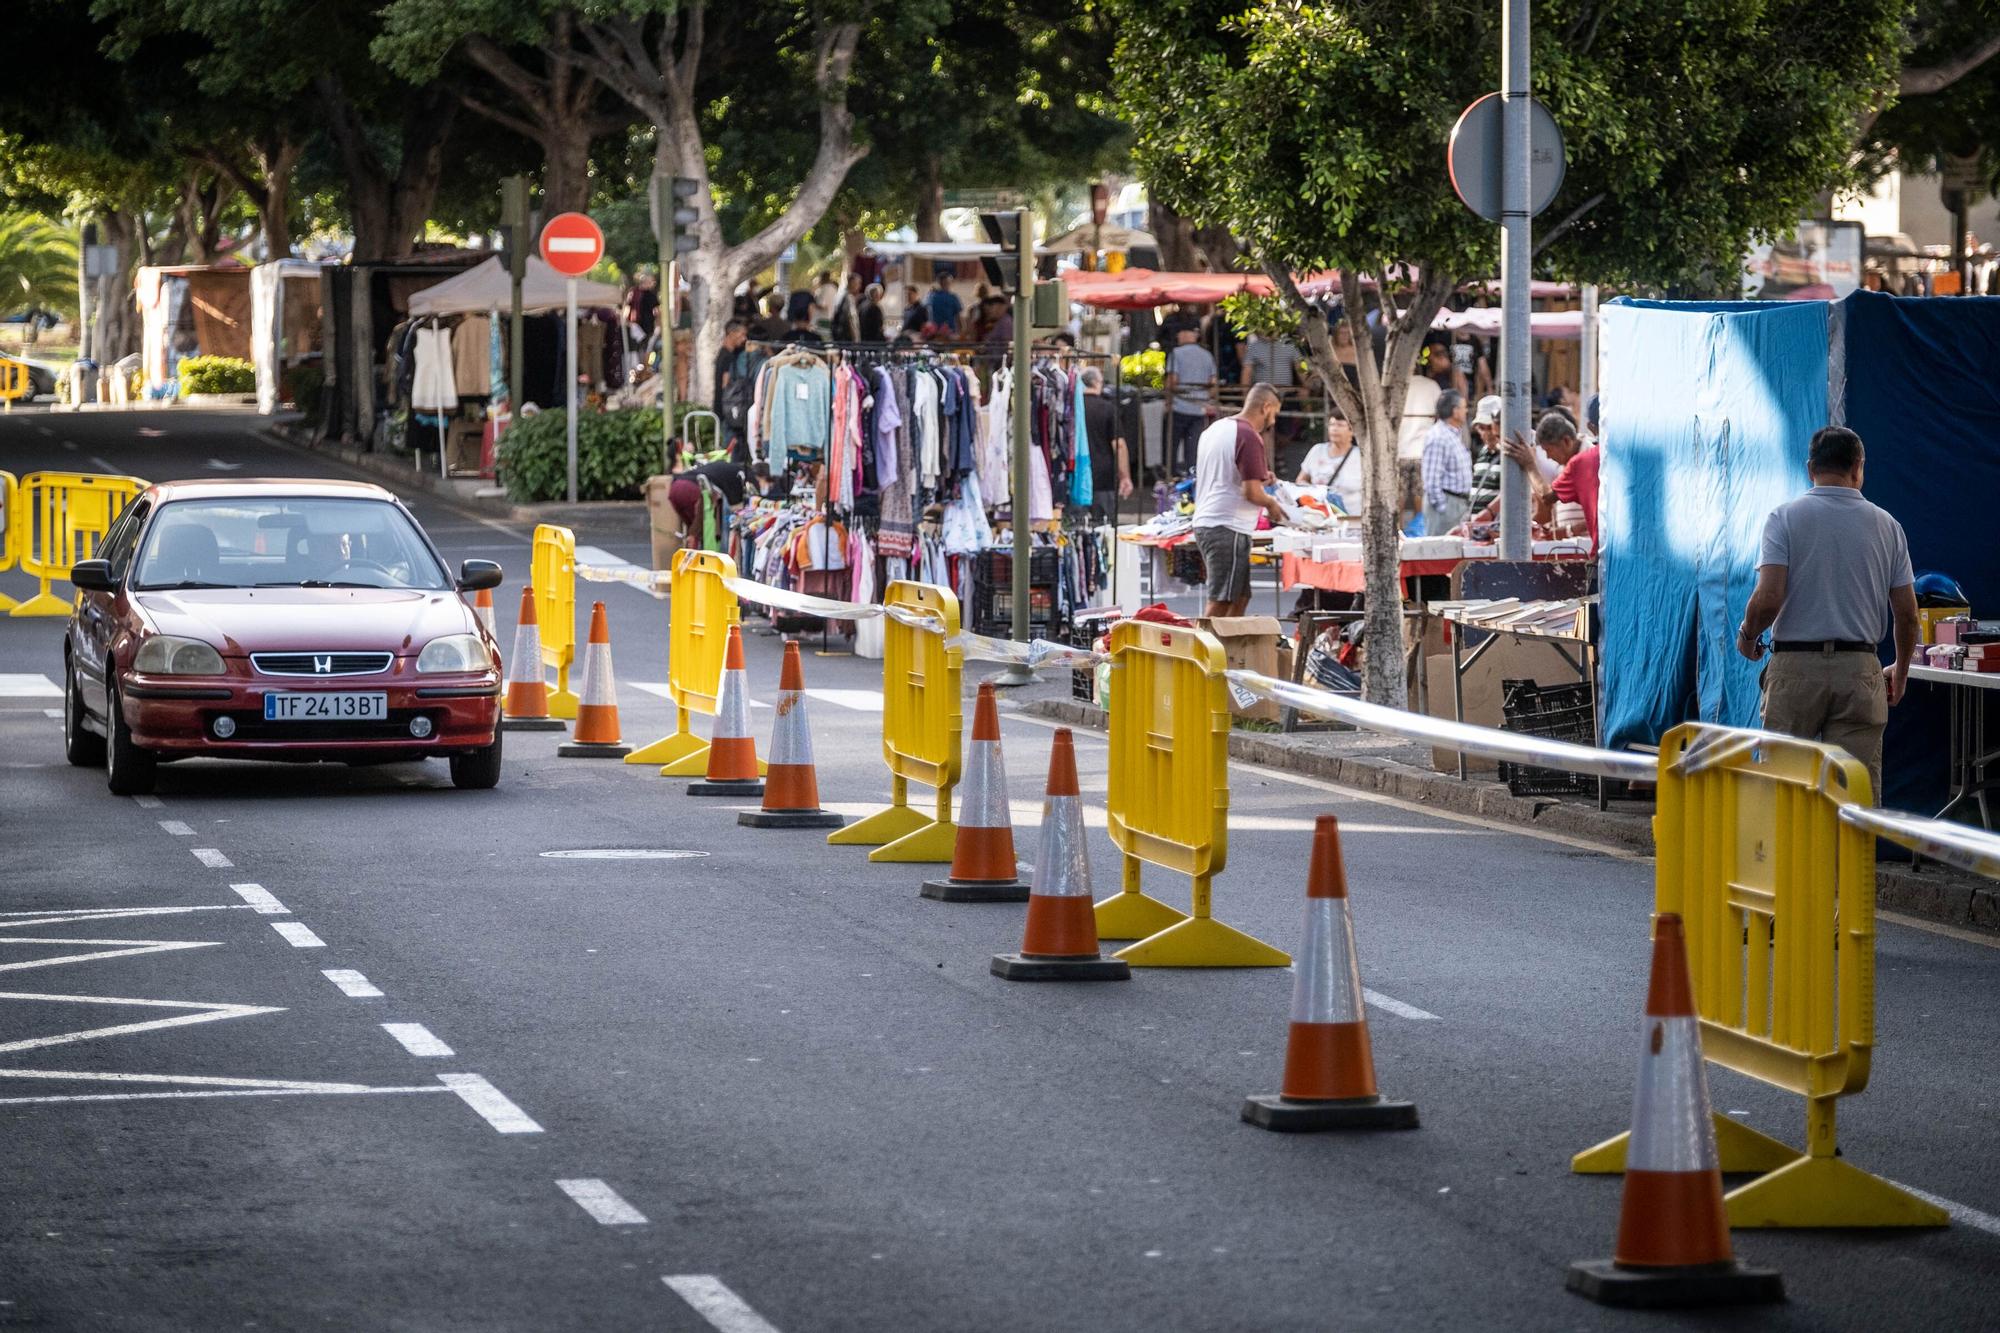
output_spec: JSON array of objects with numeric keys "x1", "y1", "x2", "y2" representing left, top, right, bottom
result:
[
  {"x1": 739, "y1": 641, "x2": 844, "y2": 829},
  {"x1": 1242, "y1": 816, "x2": 1416, "y2": 1131},
  {"x1": 557, "y1": 602, "x2": 632, "y2": 758},
  {"x1": 1568, "y1": 914, "x2": 1784, "y2": 1307},
  {"x1": 991, "y1": 729, "x2": 1129, "y2": 981},
  {"x1": 687, "y1": 624, "x2": 764, "y2": 797},
  {"x1": 921, "y1": 683, "x2": 1029, "y2": 902},
  {"x1": 471, "y1": 585, "x2": 498, "y2": 641},
  {"x1": 502, "y1": 585, "x2": 566, "y2": 732}
]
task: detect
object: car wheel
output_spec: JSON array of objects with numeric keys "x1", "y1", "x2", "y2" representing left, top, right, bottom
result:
[
  {"x1": 64, "y1": 656, "x2": 106, "y2": 768},
  {"x1": 449, "y1": 728, "x2": 503, "y2": 790},
  {"x1": 104, "y1": 682, "x2": 157, "y2": 796}
]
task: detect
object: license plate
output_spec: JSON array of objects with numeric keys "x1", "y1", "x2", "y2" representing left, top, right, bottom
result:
[{"x1": 263, "y1": 692, "x2": 388, "y2": 722}]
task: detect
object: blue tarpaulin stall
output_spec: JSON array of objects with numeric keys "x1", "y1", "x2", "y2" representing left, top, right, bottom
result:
[{"x1": 1599, "y1": 291, "x2": 2000, "y2": 812}]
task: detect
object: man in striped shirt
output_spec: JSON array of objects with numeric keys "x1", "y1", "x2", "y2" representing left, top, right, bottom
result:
[{"x1": 1420, "y1": 389, "x2": 1472, "y2": 535}]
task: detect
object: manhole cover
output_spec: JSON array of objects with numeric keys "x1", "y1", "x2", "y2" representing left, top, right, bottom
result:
[{"x1": 538, "y1": 849, "x2": 712, "y2": 861}]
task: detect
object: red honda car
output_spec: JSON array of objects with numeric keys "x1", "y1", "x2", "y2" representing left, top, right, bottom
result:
[{"x1": 62, "y1": 479, "x2": 506, "y2": 795}]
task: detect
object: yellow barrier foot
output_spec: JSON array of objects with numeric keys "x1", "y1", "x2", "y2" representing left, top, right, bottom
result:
[
  {"x1": 9, "y1": 593, "x2": 72, "y2": 618},
  {"x1": 871, "y1": 819, "x2": 959, "y2": 864},
  {"x1": 1572, "y1": 1115, "x2": 1802, "y2": 1176},
  {"x1": 0, "y1": 591, "x2": 18, "y2": 612},
  {"x1": 1723, "y1": 1154, "x2": 1950, "y2": 1229},
  {"x1": 625, "y1": 732, "x2": 705, "y2": 766},
  {"x1": 1093, "y1": 890, "x2": 1188, "y2": 941},
  {"x1": 547, "y1": 688, "x2": 581, "y2": 721},
  {"x1": 1115, "y1": 916, "x2": 1290, "y2": 968},
  {"x1": 829, "y1": 805, "x2": 932, "y2": 848}
]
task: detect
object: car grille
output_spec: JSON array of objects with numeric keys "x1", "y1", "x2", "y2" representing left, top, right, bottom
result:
[{"x1": 250, "y1": 652, "x2": 396, "y2": 677}]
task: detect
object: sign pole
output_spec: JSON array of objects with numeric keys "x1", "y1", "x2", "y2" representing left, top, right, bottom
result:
[
  {"x1": 1011, "y1": 208, "x2": 1034, "y2": 648},
  {"x1": 655, "y1": 172, "x2": 674, "y2": 470},
  {"x1": 1498, "y1": 0, "x2": 1532, "y2": 561},
  {"x1": 566, "y1": 276, "x2": 579, "y2": 504}
]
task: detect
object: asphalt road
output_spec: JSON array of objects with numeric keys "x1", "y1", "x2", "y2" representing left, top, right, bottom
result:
[{"x1": 2, "y1": 410, "x2": 1999, "y2": 1330}]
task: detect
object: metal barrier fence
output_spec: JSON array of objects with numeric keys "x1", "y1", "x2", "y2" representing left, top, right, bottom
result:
[
  {"x1": 529, "y1": 524, "x2": 579, "y2": 719},
  {"x1": 1101, "y1": 623, "x2": 1287, "y2": 966},
  {"x1": 11, "y1": 471, "x2": 147, "y2": 617},
  {"x1": 828, "y1": 581, "x2": 964, "y2": 864}
]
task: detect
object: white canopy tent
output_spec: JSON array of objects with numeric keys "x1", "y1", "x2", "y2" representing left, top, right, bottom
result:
[
  {"x1": 407, "y1": 255, "x2": 621, "y2": 317},
  {"x1": 1041, "y1": 222, "x2": 1159, "y2": 254}
]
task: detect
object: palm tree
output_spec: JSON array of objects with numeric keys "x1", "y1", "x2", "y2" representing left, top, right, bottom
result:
[{"x1": 0, "y1": 212, "x2": 80, "y2": 342}]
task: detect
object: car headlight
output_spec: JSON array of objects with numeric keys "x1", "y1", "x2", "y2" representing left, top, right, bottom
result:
[
  {"x1": 133, "y1": 636, "x2": 226, "y2": 675},
  {"x1": 417, "y1": 634, "x2": 489, "y2": 674}
]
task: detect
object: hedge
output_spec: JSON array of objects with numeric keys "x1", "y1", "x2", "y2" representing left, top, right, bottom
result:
[
  {"x1": 179, "y1": 356, "x2": 256, "y2": 396},
  {"x1": 496, "y1": 407, "x2": 668, "y2": 503}
]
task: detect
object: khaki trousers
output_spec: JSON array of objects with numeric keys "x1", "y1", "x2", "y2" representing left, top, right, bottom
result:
[{"x1": 1760, "y1": 650, "x2": 1887, "y2": 800}]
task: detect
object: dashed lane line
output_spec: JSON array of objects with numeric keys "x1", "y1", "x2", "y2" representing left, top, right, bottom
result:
[
  {"x1": 1897, "y1": 1183, "x2": 2000, "y2": 1238},
  {"x1": 89, "y1": 455, "x2": 118, "y2": 473},
  {"x1": 322, "y1": 968, "x2": 383, "y2": 998},
  {"x1": 382, "y1": 1023, "x2": 453, "y2": 1058},
  {"x1": 271, "y1": 922, "x2": 325, "y2": 948},
  {"x1": 663, "y1": 1276, "x2": 782, "y2": 1333},
  {"x1": 158, "y1": 820, "x2": 194, "y2": 836},
  {"x1": 438, "y1": 1073, "x2": 542, "y2": 1133},
  {"x1": 231, "y1": 883, "x2": 287, "y2": 914},
  {"x1": 556, "y1": 1178, "x2": 648, "y2": 1226},
  {"x1": 1363, "y1": 989, "x2": 1441, "y2": 1021},
  {"x1": 131, "y1": 794, "x2": 164, "y2": 810},
  {"x1": 191, "y1": 848, "x2": 234, "y2": 869},
  {"x1": 0, "y1": 674, "x2": 60, "y2": 698},
  {"x1": 42, "y1": 708, "x2": 62, "y2": 719}
]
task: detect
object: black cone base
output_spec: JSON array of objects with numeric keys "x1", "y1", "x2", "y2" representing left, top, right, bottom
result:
[
  {"x1": 1566, "y1": 1260, "x2": 1785, "y2": 1309},
  {"x1": 557, "y1": 741, "x2": 633, "y2": 758},
  {"x1": 1240, "y1": 1093, "x2": 1420, "y2": 1132},
  {"x1": 688, "y1": 778, "x2": 765, "y2": 797},
  {"x1": 503, "y1": 716, "x2": 568, "y2": 732},
  {"x1": 739, "y1": 808, "x2": 847, "y2": 829},
  {"x1": 991, "y1": 952, "x2": 1130, "y2": 981},
  {"x1": 920, "y1": 877, "x2": 1031, "y2": 903}
]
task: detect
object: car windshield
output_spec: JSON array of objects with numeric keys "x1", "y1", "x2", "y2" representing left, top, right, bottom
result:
[{"x1": 132, "y1": 496, "x2": 451, "y2": 591}]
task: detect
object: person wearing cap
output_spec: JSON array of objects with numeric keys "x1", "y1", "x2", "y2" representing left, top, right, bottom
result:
[
  {"x1": 1419, "y1": 388, "x2": 1472, "y2": 535},
  {"x1": 1736, "y1": 426, "x2": 1917, "y2": 797},
  {"x1": 1467, "y1": 394, "x2": 1506, "y2": 516}
]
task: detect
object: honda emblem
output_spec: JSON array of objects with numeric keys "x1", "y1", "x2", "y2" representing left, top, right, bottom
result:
[{"x1": 313, "y1": 655, "x2": 332, "y2": 674}]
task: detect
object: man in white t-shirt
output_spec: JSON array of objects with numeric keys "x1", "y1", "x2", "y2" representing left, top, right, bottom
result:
[{"x1": 1191, "y1": 383, "x2": 1286, "y2": 616}]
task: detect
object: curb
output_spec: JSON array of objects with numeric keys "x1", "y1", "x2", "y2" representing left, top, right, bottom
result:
[{"x1": 1018, "y1": 697, "x2": 2000, "y2": 936}]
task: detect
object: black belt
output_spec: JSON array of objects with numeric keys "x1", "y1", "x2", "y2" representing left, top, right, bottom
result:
[{"x1": 1773, "y1": 640, "x2": 1874, "y2": 654}]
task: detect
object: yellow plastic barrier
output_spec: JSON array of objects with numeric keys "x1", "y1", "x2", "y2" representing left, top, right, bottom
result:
[
  {"x1": 0, "y1": 357, "x2": 27, "y2": 408},
  {"x1": 828, "y1": 580, "x2": 963, "y2": 863},
  {"x1": 529, "y1": 524, "x2": 580, "y2": 719},
  {"x1": 0, "y1": 470, "x2": 18, "y2": 612},
  {"x1": 11, "y1": 471, "x2": 147, "y2": 617},
  {"x1": 1573, "y1": 723, "x2": 1946, "y2": 1228},
  {"x1": 1097, "y1": 621, "x2": 1287, "y2": 967},
  {"x1": 624, "y1": 548, "x2": 761, "y2": 776}
]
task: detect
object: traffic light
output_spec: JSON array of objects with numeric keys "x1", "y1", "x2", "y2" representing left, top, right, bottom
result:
[
  {"x1": 660, "y1": 175, "x2": 702, "y2": 256},
  {"x1": 978, "y1": 212, "x2": 1021, "y2": 291}
]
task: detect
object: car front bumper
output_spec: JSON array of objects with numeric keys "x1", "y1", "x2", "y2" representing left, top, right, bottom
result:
[{"x1": 122, "y1": 670, "x2": 502, "y2": 758}]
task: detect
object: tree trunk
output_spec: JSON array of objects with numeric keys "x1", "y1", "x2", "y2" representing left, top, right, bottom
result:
[
  {"x1": 90, "y1": 212, "x2": 141, "y2": 364},
  {"x1": 1150, "y1": 198, "x2": 1198, "y2": 272},
  {"x1": 540, "y1": 117, "x2": 595, "y2": 215},
  {"x1": 914, "y1": 156, "x2": 944, "y2": 242}
]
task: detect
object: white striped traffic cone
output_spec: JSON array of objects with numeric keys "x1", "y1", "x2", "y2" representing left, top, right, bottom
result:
[
  {"x1": 502, "y1": 585, "x2": 566, "y2": 732},
  {"x1": 921, "y1": 682, "x2": 1029, "y2": 902},
  {"x1": 557, "y1": 602, "x2": 632, "y2": 758},
  {"x1": 739, "y1": 640, "x2": 844, "y2": 829},
  {"x1": 1242, "y1": 815, "x2": 1416, "y2": 1131},
  {"x1": 991, "y1": 729, "x2": 1129, "y2": 981},
  {"x1": 1567, "y1": 914, "x2": 1784, "y2": 1308},
  {"x1": 687, "y1": 624, "x2": 764, "y2": 797},
  {"x1": 472, "y1": 585, "x2": 497, "y2": 641}
]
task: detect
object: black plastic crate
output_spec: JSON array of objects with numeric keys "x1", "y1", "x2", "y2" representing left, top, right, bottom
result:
[
  {"x1": 1068, "y1": 610, "x2": 1121, "y2": 704},
  {"x1": 1168, "y1": 543, "x2": 1206, "y2": 585},
  {"x1": 977, "y1": 547, "x2": 1062, "y2": 586},
  {"x1": 1497, "y1": 678, "x2": 1596, "y2": 797}
]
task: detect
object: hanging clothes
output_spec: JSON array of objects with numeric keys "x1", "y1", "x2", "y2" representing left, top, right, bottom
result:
[
  {"x1": 410, "y1": 323, "x2": 458, "y2": 412},
  {"x1": 454, "y1": 314, "x2": 492, "y2": 396}
]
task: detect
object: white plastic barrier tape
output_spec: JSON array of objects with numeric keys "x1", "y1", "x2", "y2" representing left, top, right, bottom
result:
[
  {"x1": 577, "y1": 562, "x2": 670, "y2": 597},
  {"x1": 880, "y1": 602, "x2": 1105, "y2": 669},
  {"x1": 725, "y1": 577, "x2": 885, "y2": 621},
  {"x1": 1840, "y1": 806, "x2": 2000, "y2": 882},
  {"x1": 1223, "y1": 669, "x2": 1658, "y2": 784}
]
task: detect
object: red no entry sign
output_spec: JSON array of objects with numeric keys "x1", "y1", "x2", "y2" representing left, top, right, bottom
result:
[{"x1": 540, "y1": 212, "x2": 605, "y2": 276}]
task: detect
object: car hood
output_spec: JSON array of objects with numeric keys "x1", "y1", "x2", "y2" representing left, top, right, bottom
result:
[{"x1": 132, "y1": 587, "x2": 478, "y2": 656}]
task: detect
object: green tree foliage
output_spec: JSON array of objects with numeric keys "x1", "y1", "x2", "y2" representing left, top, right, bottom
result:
[
  {"x1": 0, "y1": 211, "x2": 79, "y2": 321},
  {"x1": 1862, "y1": 2, "x2": 2000, "y2": 194},
  {"x1": 1111, "y1": 0, "x2": 1904, "y2": 704}
]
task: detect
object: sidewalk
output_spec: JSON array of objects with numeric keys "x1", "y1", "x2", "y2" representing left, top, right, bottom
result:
[{"x1": 1011, "y1": 681, "x2": 2000, "y2": 937}]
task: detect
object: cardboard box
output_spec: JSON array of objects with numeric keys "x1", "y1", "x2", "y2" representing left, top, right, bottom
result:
[
  {"x1": 1200, "y1": 615, "x2": 1283, "y2": 722},
  {"x1": 1423, "y1": 635, "x2": 1592, "y2": 775}
]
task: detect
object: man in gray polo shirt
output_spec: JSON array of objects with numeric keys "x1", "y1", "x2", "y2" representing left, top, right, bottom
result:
[{"x1": 1735, "y1": 426, "x2": 1919, "y2": 796}]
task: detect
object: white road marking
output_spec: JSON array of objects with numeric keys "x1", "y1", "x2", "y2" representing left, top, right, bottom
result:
[
  {"x1": 438, "y1": 1073, "x2": 542, "y2": 1133},
  {"x1": 42, "y1": 708, "x2": 62, "y2": 719},
  {"x1": 62, "y1": 440, "x2": 77, "y2": 451},
  {"x1": 322, "y1": 968, "x2": 382, "y2": 998},
  {"x1": 90, "y1": 455, "x2": 118, "y2": 473},
  {"x1": 382, "y1": 1023, "x2": 453, "y2": 1058},
  {"x1": 131, "y1": 794, "x2": 165, "y2": 809},
  {"x1": 663, "y1": 1276, "x2": 781, "y2": 1333},
  {"x1": 0, "y1": 905, "x2": 250, "y2": 928},
  {"x1": 191, "y1": 848, "x2": 233, "y2": 869},
  {"x1": 158, "y1": 820, "x2": 194, "y2": 836},
  {"x1": 0, "y1": 674, "x2": 60, "y2": 698},
  {"x1": 0, "y1": 1085, "x2": 450, "y2": 1107},
  {"x1": 805, "y1": 688, "x2": 884, "y2": 713},
  {"x1": 629, "y1": 681, "x2": 768, "y2": 709},
  {"x1": 557, "y1": 1178, "x2": 649, "y2": 1226},
  {"x1": 0, "y1": 1068, "x2": 378, "y2": 1092},
  {"x1": 0, "y1": 992, "x2": 281, "y2": 1053},
  {"x1": 271, "y1": 922, "x2": 324, "y2": 948},
  {"x1": 1363, "y1": 989, "x2": 1441, "y2": 1021},
  {"x1": 231, "y1": 883, "x2": 287, "y2": 914},
  {"x1": 0, "y1": 936, "x2": 217, "y2": 973},
  {"x1": 1896, "y1": 1183, "x2": 2000, "y2": 1238},
  {"x1": 36, "y1": 425, "x2": 53, "y2": 436},
  {"x1": 1877, "y1": 910, "x2": 2000, "y2": 952}
]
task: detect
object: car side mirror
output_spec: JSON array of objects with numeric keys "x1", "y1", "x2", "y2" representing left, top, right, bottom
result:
[
  {"x1": 69, "y1": 560, "x2": 116, "y2": 593},
  {"x1": 457, "y1": 559, "x2": 503, "y2": 592}
]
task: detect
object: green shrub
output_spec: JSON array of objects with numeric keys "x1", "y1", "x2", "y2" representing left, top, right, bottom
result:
[
  {"x1": 179, "y1": 355, "x2": 256, "y2": 396},
  {"x1": 497, "y1": 407, "x2": 669, "y2": 502},
  {"x1": 285, "y1": 363, "x2": 324, "y2": 419}
]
